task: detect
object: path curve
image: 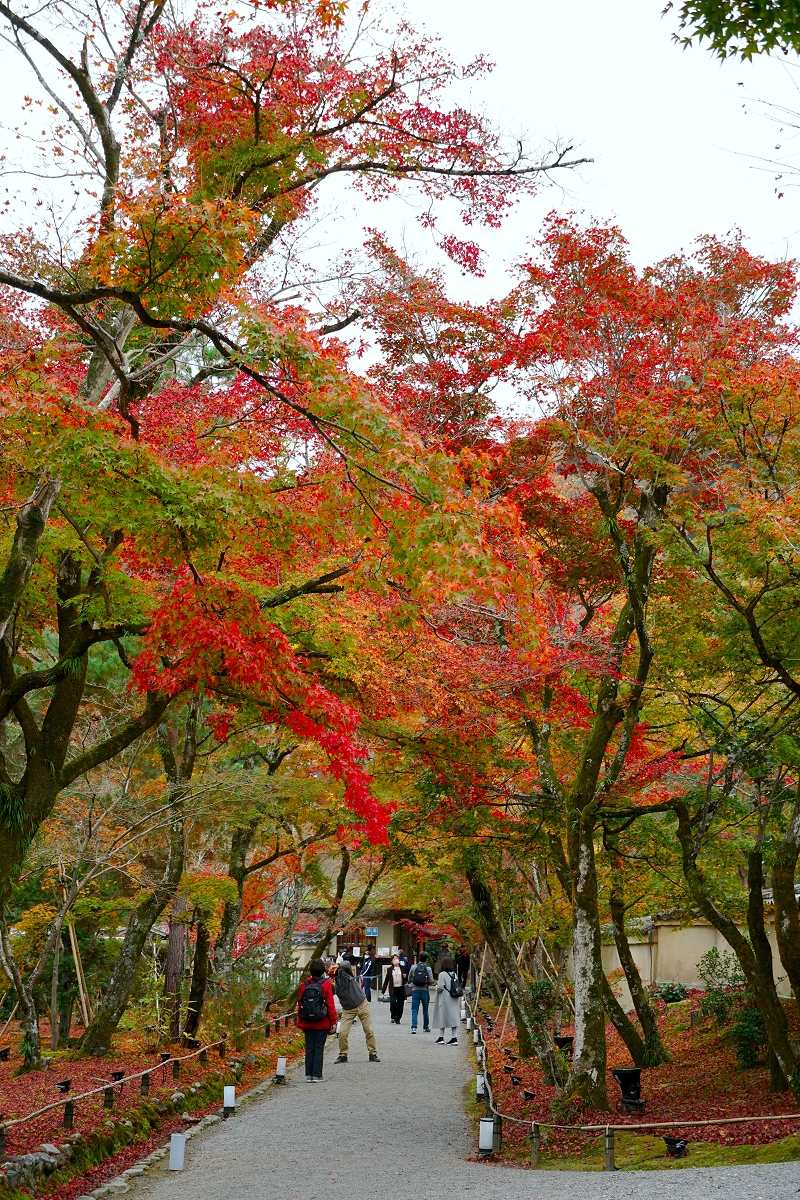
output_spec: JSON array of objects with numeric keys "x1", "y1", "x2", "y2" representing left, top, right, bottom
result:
[{"x1": 131, "y1": 996, "x2": 799, "y2": 1200}]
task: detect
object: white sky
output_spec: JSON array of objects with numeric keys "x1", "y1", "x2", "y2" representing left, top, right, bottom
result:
[
  {"x1": 4, "y1": 0, "x2": 800, "y2": 301},
  {"x1": 344, "y1": 0, "x2": 800, "y2": 297}
]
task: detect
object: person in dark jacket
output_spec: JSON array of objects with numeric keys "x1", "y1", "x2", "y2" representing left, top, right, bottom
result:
[
  {"x1": 297, "y1": 958, "x2": 337, "y2": 1081},
  {"x1": 360, "y1": 948, "x2": 376, "y2": 1001},
  {"x1": 455, "y1": 947, "x2": 470, "y2": 987},
  {"x1": 408, "y1": 950, "x2": 434, "y2": 1033},
  {"x1": 382, "y1": 954, "x2": 408, "y2": 1023}
]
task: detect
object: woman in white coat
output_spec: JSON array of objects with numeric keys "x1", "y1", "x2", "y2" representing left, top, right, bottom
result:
[{"x1": 432, "y1": 955, "x2": 460, "y2": 1044}]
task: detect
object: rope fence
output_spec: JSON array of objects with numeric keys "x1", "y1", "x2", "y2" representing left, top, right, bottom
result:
[
  {"x1": 465, "y1": 993, "x2": 800, "y2": 1169},
  {"x1": 0, "y1": 1002, "x2": 301, "y2": 1157}
]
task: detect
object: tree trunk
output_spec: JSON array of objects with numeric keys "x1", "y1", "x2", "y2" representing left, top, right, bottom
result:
[
  {"x1": 675, "y1": 802, "x2": 799, "y2": 1096},
  {"x1": 552, "y1": 945, "x2": 568, "y2": 1037},
  {"x1": 59, "y1": 996, "x2": 73, "y2": 1041},
  {"x1": 183, "y1": 917, "x2": 209, "y2": 1040},
  {"x1": 601, "y1": 974, "x2": 645, "y2": 1066},
  {"x1": 569, "y1": 816, "x2": 609, "y2": 1108},
  {"x1": 213, "y1": 820, "x2": 258, "y2": 985},
  {"x1": 748, "y1": 848, "x2": 788, "y2": 1091},
  {"x1": 268, "y1": 877, "x2": 304, "y2": 994},
  {"x1": 773, "y1": 787, "x2": 800, "y2": 1021},
  {"x1": 164, "y1": 896, "x2": 188, "y2": 1042},
  {"x1": 50, "y1": 933, "x2": 60, "y2": 1051},
  {"x1": 609, "y1": 878, "x2": 668, "y2": 1065},
  {"x1": 81, "y1": 812, "x2": 185, "y2": 1053},
  {"x1": 0, "y1": 478, "x2": 61, "y2": 643},
  {"x1": 81, "y1": 701, "x2": 200, "y2": 1054},
  {"x1": 463, "y1": 848, "x2": 567, "y2": 1087},
  {"x1": 0, "y1": 921, "x2": 41, "y2": 1069}
]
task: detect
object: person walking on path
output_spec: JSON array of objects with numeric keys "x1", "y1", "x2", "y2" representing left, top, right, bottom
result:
[
  {"x1": 297, "y1": 958, "x2": 337, "y2": 1081},
  {"x1": 408, "y1": 950, "x2": 433, "y2": 1034},
  {"x1": 432, "y1": 955, "x2": 462, "y2": 1044},
  {"x1": 454, "y1": 947, "x2": 470, "y2": 987},
  {"x1": 382, "y1": 953, "x2": 408, "y2": 1024},
  {"x1": 334, "y1": 955, "x2": 381, "y2": 1064},
  {"x1": 360, "y1": 947, "x2": 376, "y2": 1001}
]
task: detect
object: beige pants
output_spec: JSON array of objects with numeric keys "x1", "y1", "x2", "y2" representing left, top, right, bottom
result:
[{"x1": 338, "y1": 999, "x2": 377, "y2": 1056}]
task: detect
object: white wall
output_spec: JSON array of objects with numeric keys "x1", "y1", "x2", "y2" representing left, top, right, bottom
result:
[{"x1": 603, "y1": 919, "x2": 793, "y2": 1007}]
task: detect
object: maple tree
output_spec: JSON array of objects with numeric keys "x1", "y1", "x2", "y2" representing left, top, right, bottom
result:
[
  {"x1": 668, "y1": 0, "x2": 800, "y2": 58},
  {"x1": 2, "y1": 0, "x2": 800, "y2": 1142},
  {"x1": 352, "y1": 214, "x2": 800, "y2": 1109},
  {"x1": 0, "y1": 0, "x2": 587, "y2": 1067}
]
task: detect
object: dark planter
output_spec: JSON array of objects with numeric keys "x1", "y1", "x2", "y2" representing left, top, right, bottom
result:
[
  {"x1": 664, "y1": 1136, "x2": 688, "y2": 1158},
  {"x1": 55, "y1": 1079, "x2": 71, "y2": 1093},
  {"x1": 523, "y1": 1089, "x2": 536, "y2": 1101},
  {"x1": 617, "y1": 1097, "x2": 647, "y2": 1114},
  {"x1": 554, "y1": 1035, "x2": 574, "y2": 1059},
  {"x1": 612, "y1": 1067, "x2": 642, "y2": 1101}
]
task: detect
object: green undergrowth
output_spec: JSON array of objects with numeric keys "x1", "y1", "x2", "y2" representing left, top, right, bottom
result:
[{"x1": 532, "y1": 1130, "x2": 800, "y2": 1171}]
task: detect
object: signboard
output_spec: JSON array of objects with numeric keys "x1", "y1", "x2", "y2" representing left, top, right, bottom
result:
[{"x1": 365, "y1": 926, "x2": 379, "y2": 937}]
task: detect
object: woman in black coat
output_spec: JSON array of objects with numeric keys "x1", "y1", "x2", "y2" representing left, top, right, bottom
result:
[{"x1": 382, "y1": 954, "x2": 408, "y2": 1023}]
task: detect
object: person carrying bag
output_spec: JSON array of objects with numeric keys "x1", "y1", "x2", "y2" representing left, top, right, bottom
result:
[
  {"x1": 334, "y1": 955, "x2": 381, "y2": 1064},
  {"x1": 297, "y1": 958, "x2": 338, "y2": 1081},
  {"x1": 432, "y1": 955, "x2": 461, "y2": 1044},
  {"x1": 408, "y1": 951, "x2": 434, "y2": 1033}
]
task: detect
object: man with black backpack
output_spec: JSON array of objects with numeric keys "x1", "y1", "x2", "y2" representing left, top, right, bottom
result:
[
  {"x1": 333, "y1": 954, "x2": 380, "y2": 1064},
  {"x1": 297, "y1": 959, "x2": 338, "y2": 1081},
  {"x1": 408, "y1": 951, "x2": 434, "y2": 1034}
]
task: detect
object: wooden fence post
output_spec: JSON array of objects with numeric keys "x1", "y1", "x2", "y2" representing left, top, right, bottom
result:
[
  {"x1": 530, "y1": 1122, "x2": 540, "y2": 1167},
  {"x1": 604, "y1": 1126, "x2": 615, "y2": 1172}
]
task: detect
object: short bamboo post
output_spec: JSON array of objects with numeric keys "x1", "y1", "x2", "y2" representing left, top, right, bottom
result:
[
  {"x1": 63, "y1": 1100, "x2": 74, "y2": 1130},
  {"x1": 141, "y1": 1072, "x2": 150, "y2": 1096},
  {"x1": 604, "y1": 1126, "x2": 615, "y2": 1171},
  {"x1": 172, "y1": 1058, "x2": 180, "y2": 1081},
  {"x1": 219, "y1": 1040, "x2": 226, "y2": 1059},
  {"x1": 273, "y1": 1019, "x2": 280, "y2": 1035},
  {"x1": 264, "y1": 1023, "x2": 271, "y2": 1038},
  {"x1": 199, "y1": 1049, "x2": 207, "y2": 1065},
  {"x1": 0, "y1": 1123, "x2": 6, "y2": 1158},
  {"x1": 530, "y1": 1122, "x2": 540, "y2": 1167},
  {"x1": 492, "y1": 1113, "x2": 502, "y2": 1155},
  {"x1": 104, "y1": 1086, "x2": 114, "y2": 1109}
]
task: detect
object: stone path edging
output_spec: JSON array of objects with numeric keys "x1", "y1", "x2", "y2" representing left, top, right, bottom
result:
[{"x1": 72, "y1": 1070, "x2": 283, "y2": 1197}]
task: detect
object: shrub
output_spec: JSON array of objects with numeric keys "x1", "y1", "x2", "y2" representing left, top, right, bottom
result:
[
  {"x1": 650, "y1": 980, "x2": 688, "y2": 1003},
  {"x1": 730, "y1": 1006, "x2": 767, "y2": 1068},
  {"x1": 697, "y1": 947, "x2": 746, "y2": 1027},
  {"x1": 528, "y1": 978, "x2": 556, "y2": 1026},
  {"x1": 700, "y1": 989, "x2": 735, "y2": 1026},
  {"x1": 697, "y1": 947, "x2": 746, "y2": 991}
]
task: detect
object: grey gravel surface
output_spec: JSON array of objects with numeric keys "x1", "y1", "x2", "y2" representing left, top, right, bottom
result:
[{"x1": 131, "y1": 998, "x2": 800, "y2": 1200}]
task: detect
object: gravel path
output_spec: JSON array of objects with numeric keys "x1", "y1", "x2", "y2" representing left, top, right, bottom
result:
[{"x1": 131, "y1": 997, "x2": 799, "y2": 1200}]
